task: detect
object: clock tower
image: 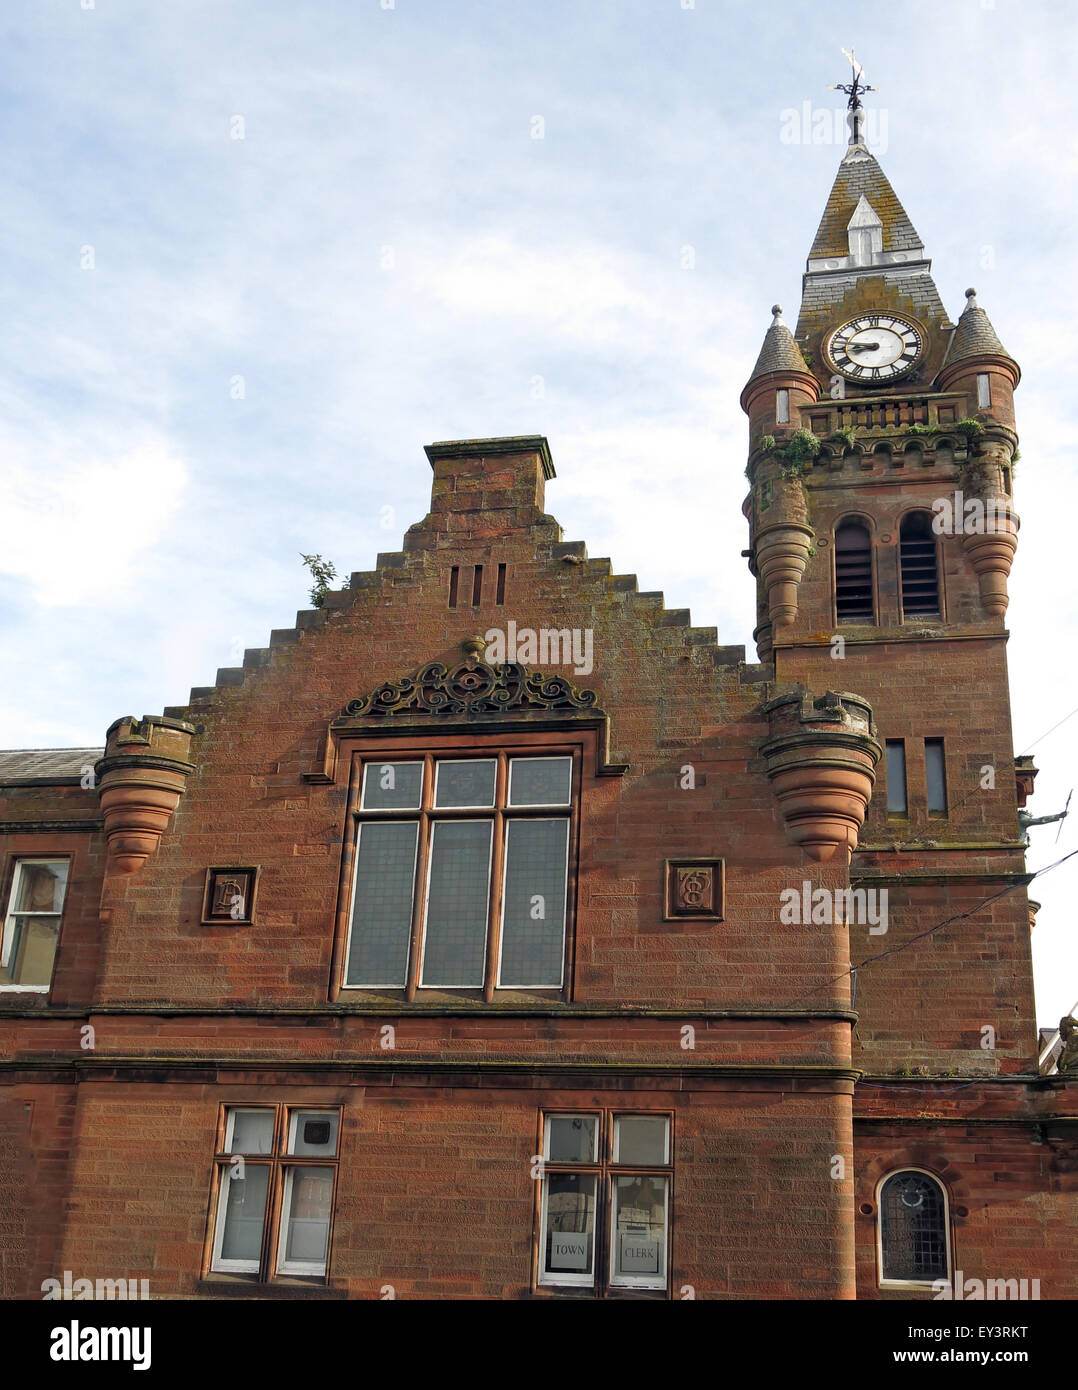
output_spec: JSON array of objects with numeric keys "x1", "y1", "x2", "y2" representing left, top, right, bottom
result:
[{"x1": 740, "y1": 79, "x2": 1033, "y2": 1086}]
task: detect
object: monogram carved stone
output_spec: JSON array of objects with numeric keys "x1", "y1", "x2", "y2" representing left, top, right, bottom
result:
[
  {"x1": 664, "y1": 858, "x2": 724, "y2": 922},
  {"x1": 202, "y1": 867, "x2": 258, "y2": 925}
]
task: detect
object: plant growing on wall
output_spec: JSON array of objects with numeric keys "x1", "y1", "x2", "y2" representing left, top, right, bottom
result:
[
  {"x1": 300, "y1": 553, "x2": 338, "y2": 608},
  {"x1": 778, "y1": 428, "x2": 820, "y2": 477},
  {"x1": 746, "y1": 435, "x2": 777, "y2": 481},
  {"x1": 830, "y1": 426, "x2": 858, "y2": 451}
]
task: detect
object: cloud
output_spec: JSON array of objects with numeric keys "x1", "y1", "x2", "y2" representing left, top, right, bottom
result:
[{"x1": 0, "y1": 438, "x2": 187, "y2": 606}]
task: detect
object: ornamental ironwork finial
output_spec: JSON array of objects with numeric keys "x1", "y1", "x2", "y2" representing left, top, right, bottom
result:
[
  {"x1": 830, "y1": 47, "x2": 876, "y2": 110},
  {"x1": 829, "y1": 48, "x2": 877, "y2": 147}
]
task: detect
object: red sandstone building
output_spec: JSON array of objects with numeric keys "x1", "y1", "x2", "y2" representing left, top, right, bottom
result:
[{"x1": 2, "y1": 110, "x2": 1075, "y2": 1302}]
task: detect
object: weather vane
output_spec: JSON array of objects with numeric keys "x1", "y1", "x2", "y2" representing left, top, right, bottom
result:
[{"x1": 829, "y1": 47, "x2": 877, "y2": 111}]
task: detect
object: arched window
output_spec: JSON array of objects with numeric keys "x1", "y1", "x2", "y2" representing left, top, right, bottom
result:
[
  {"x1": 899, "y1": 512, "x2": 940, "y2": 619},
  {"x1": 834, "y1": 520, "x2": 874, "y2": 623},
  {"x1": 878, "y1": 1170, "x2": 949, "y2": 1283}
]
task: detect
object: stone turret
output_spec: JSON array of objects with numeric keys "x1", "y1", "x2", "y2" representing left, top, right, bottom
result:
[
  {"x1": 760, "y1": 689, "x2": 881, "y2": 863},
  {"x1": 95, "y1": 715, "x2": 196, "y2": 875}
]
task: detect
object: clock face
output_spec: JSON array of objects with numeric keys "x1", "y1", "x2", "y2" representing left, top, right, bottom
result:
[{"x1": 826, "y1": 314, "x2": 923, "y2": 383}]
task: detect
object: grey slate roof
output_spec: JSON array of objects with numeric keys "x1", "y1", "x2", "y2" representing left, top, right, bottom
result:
[
  {"x1": 745, "y1": 306, "x2": 810, "y2": 387},
  {"x1": 0, "y1": 748, "x2": 104, "y2": 784},
  {"x1": 808, "y1": 147, "x2": 923, "y2": 259},
  {"x1": 798, "y1": 269, "x2": 948, "y2": 326},
  {"x1": 945, "y1": 288, "x2": 1012, "y2": 364}
]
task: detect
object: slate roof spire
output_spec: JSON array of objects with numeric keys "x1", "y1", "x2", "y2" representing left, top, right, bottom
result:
[
  {"x1": 945, "y1": 287, "x2": 1014, "y2": 366},
  {"x1": 743, "y1": 304, "x2": 812, "y2": 391},
  {"x1": 794, "y1": 61, "x2": 948, "y2": 337}
]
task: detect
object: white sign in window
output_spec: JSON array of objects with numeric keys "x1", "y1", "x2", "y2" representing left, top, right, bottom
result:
[
  {"x1": 549, "y1": 1231, "x2": 590, "y2": 1271},
  {"x1": 619, "y1": 1233, "x2": 660, "y2": 1274}
]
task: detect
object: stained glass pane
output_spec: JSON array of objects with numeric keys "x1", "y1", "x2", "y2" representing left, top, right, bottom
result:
[
  {"x1": 420, "y1": 821, "x2": 492, "y2": 986},
  {"x1": 509, "y1": 757, "x2": 572, "y2": 806},
  {"x1": 880, "y1": 1172, "x2": 947, "y2": 1281},
  {"x1": 346, "y1": 821, "x2": 418, "y2": 986},
  {"x1": 434, "y1": 760, "x2": 496, "y2": 808},
  {"x1": 361, "y1": 761, "x2": 422, "y2": 810},
  {"x1": 498, "y1": 819, "x2": 567, "y2": 987}
]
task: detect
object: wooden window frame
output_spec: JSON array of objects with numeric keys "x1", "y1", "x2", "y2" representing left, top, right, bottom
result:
[
  {"x1": 533, "y1": 1109, "x2": 674, "y2": 1299},
  {"x1": 204, "y1": 1103, "x2": 341, "y2": 1285},
  {"x1": 331, "y1": 730, "x2": 588, "y2": 1003},
  {"x1": 0, "y1": 856, "x2": 71, "y2": 994}
]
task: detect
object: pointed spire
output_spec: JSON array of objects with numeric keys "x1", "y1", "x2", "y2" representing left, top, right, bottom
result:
[
  {"x1": 806, "y1": 150, "x2": 923, "y2": 263},
  {"x1": 946, "y1": 286, "x2": 1013, "y2": 365},
  {"x1": 796, "y1": 141, "x2": 947, "y2": 338},
  {"x1": 745, "y1": 305, "x2": 811, "y2": 386}
]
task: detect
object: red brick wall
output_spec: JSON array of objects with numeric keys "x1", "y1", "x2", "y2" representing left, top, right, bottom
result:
[{"x1": 24, "y1": 1078, "x2": 857, "y2": 1300}]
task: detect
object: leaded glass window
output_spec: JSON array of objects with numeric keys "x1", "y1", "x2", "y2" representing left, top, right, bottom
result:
[
  {"x1": 879, "y1": 1170, "x2": 949, "y2": 1282},
  {"x1": 344, "y1": 752, "x2": 574, "y2": 994}
]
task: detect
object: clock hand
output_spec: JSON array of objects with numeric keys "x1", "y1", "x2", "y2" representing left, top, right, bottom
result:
[{"x1": 849, "y1": 342, "x2": 880, "y2": 353}]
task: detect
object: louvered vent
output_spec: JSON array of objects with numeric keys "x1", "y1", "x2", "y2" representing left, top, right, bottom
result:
[
  {"x1": 900, "y1": 513, "x2": 940, "y2": 618},
  {"x1": 835, "y1": 522, "x2": 874, "y2": 623}
]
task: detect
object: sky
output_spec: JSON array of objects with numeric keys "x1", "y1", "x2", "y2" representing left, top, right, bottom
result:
[{"x1": 0, "y1": 0, "x2": 1075, "y2": 1028}]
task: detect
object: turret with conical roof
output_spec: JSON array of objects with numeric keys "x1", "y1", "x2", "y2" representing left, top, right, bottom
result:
[
  {"x1": 938, "y1": 287, "x2": 1021, "y2": 433},
  {"x1": 741, "y1": 304, "x2": 819, "y2": 447}
]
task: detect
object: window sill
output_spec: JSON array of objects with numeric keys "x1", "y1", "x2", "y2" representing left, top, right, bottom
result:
[
  {"x1": 878, "y1": 1279, "x2": 946, "y2": 1291},
  {"x1": 532, "y1": 1286, "x2": 668, "y2": 1301},
  {"x1": 335, "y1": 987, "x2": 567, "y2": 1007},
  {"x1": 197, "y1": 1276, "x2": 347, "y2": 1299}
]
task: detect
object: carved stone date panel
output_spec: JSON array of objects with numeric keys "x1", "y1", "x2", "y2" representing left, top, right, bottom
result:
[{"x1": 664, "y1": 858, "x2": 724, "y2": 922}]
